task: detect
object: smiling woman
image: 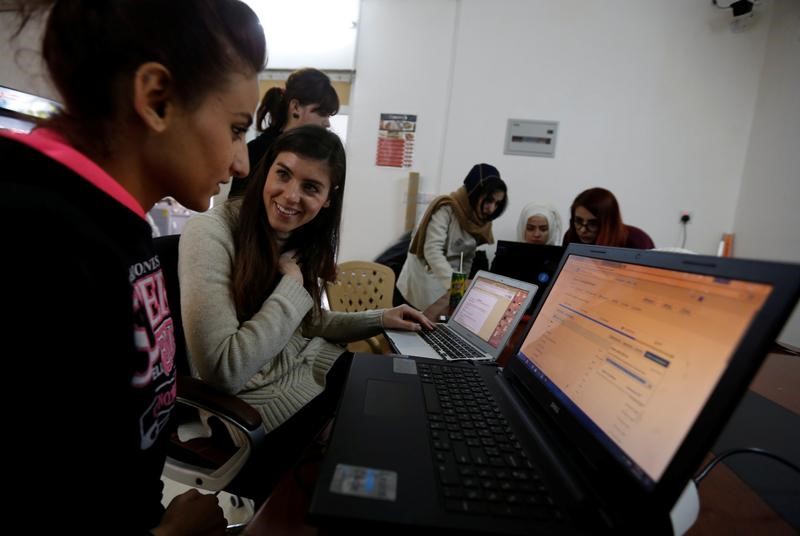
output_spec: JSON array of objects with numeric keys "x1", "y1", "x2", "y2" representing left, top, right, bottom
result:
[
  {"x1": 177, "y1": 124, "x2": 432, "y2": 500},
  {"x1": 263, "y1": 152, "x2": 332, "y2": 234},
  {"x1": 225, "y1": 125, "x2": 348, "y2": 318}
]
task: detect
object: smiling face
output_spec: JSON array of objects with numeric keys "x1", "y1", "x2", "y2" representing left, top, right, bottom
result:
[
  {"x1": 262, "y1": 151, "x2": 332, "y2": 234},
  {"x1": 524, "y1": 214, "x2": 550, "y2": 244},
  {"x1": 157, "y1": 72, "x2": 259, "y2": 211}
]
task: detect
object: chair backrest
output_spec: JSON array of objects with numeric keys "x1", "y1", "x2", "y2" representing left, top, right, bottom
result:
[
  {"x1": 326, "y1": 261, "x2": 395, "y2": 312},
  {"x1": 154, "y1": 234, "x2": 267, "y2": 500},
  {"x1": 373, "y1": 230, "x2": 412, "y2": 280}
]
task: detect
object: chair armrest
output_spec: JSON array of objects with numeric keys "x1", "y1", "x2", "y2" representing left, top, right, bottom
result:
[
  {"x1": 177, "y1": 376, "x2": 262, "y2": 432},
  {"x1": 168, "y1": 376, "x2": 266, "y2": 492}
]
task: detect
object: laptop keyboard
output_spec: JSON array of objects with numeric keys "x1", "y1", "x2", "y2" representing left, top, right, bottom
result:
[
  {"x1": 417, "y1": 362, "x2": 563, "y2": 522},
  {"x1": 418, "y1": 325, "x2": 487, "y2": 360}
]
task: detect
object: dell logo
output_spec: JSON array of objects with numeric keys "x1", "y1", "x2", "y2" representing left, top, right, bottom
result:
[{"x1": 549, "y1": 402, "x2": 560, "y2": 414}]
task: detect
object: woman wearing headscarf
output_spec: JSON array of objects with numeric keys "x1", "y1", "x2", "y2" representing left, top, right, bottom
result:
[
  {"x1": 397, "y1": 163, "x2": 508, "y2": 310},
  {"x1": 517, "y1": 202, "x2": 563, "y2": 245}
]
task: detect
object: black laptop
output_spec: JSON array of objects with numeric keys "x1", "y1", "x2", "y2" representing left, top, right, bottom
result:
[
  {"x1": 309, "y1": 244, "x2": 800, "y2": 534},
  {"x1": 490, "y1": 241, "x2": 565, "y2": 313}
]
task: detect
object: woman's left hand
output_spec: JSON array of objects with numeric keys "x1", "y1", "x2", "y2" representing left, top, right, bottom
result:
[{"x1": 382, "y1": 304, "x2": 435, "y2": 332}]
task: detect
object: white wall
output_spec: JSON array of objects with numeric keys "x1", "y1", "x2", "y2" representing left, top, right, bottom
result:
[
  {"x1": 732, "y1": 0, "x2": 800, "y2": 346},
  {"x1": 0, "y1": 13, "x2": 57, "y2": 101},
  {"x1": 340, "y1": 0, "x2": 458, "y2": 260},
  {"x1": 340, "y1": 0, "x2": 772, "y2": 261}
]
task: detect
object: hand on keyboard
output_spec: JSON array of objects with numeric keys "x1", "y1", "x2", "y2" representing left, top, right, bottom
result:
[{"x1": 383, "y1": 304, "x2": 436, "y2": 332}]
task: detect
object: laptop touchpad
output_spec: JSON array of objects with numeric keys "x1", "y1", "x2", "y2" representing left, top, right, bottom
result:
[{"x1": 364, "y1": 379, "x2": 414, "y2": 417}]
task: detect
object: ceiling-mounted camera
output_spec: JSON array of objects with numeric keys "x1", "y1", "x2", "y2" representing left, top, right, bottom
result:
[{"x1": 713, "y1": 0, "x2": 759, "y2": 33}]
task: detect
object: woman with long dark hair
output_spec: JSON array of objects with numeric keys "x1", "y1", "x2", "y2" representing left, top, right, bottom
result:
[
  {"x1": 563, "y1": 187, "x2": 655, "y2": 248},
  {"x1": 179, "y1": 126, "x2": 431, "y2": 496}
]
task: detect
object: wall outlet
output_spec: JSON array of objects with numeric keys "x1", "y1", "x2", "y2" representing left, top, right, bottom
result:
[{"x1": 680, "y1": 211, "x2": 692, "y2": 224}]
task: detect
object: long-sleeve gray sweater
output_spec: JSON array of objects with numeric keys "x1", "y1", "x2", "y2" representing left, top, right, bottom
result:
[{"x1": 178, "y1": 204, "x2": 384, "y2": 430}]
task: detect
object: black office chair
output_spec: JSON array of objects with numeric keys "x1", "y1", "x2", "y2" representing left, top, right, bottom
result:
[
  {"x1": 154, "y1": 235, "x2": 267, "y2": 500},
  {"x1": 373, "y1": 229, "x2": 412, "y2": 306}
]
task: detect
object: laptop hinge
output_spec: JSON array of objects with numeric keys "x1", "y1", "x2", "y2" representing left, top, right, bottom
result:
[
  {"x1": 493, "y1": 368, "x2": 676, "y2": 532},
  {"x1": 489, "y1": 369, "x2": 613, "y2": 523},
  {"x1": 492, "y1": 371, "x2": 586, "y2": 495}
]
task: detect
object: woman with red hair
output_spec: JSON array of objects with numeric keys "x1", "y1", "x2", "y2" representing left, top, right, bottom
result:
[{"x1": 563, "y1": 187, "x2": 654, "y2": 249}]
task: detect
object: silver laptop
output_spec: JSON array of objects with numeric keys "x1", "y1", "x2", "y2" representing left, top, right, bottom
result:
[{"x1": 385, "y1": 271, "x2": 537, "y2": 361}]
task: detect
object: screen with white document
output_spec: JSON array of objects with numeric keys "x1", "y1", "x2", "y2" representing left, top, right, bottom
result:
[{"x1": 451, "y1": 276, "x2": 530, "y2": 348}]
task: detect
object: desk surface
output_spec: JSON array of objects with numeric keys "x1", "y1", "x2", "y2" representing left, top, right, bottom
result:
[{"x1": 243, "y1": 346, "x2": 799, "y2": 536}]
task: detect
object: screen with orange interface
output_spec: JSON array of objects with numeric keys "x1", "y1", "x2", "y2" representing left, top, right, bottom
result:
[{"x1": 517, "y1": 255, "x2": 772, "y2": 486}]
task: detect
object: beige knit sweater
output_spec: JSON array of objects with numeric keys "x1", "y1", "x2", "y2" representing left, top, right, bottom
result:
[{"x1": 178, "y1": 204, "x2": 384, "y2": 431}]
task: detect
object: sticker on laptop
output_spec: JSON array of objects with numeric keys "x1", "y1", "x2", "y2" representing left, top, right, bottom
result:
[
  {"x1": 392, "y1": 357, "x2": 417, "y2": 375},
  {"x1": 330, "y1": 464, "x2": 398, "y2": 501}
]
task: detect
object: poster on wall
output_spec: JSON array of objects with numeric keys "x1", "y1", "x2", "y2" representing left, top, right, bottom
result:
[{"x1": 375, "y1": 113, "x2": 416, "y2": 168}]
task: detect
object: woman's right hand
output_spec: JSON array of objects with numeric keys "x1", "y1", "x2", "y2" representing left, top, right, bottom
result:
[
  {"x1": 152, "y1": 489, "x2": 226, "y2": 536},
  {"x1": 278, "y1": 250, "x2": 304, "y2": 284}
]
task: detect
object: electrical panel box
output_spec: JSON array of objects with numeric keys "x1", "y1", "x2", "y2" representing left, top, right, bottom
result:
[{"x1": 504, "y1": 119, "x2": 559, "y2": 158}]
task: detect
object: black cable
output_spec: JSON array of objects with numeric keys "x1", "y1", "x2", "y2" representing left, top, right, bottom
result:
[{"x1": 694, "y1": 447, "x2": 800, "y2": 484}]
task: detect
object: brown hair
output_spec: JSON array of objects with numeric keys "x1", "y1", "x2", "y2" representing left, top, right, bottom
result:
[
  {"x1": 227, "y1": 125, "x2": 346, "y2": 323},
  {"x1": 255, "y1": 68, "x2": 340, "y2": 134},
  {"x1": 13, "y1": 0, "x2": 267, "y2": 157},
  {"x1": 467, "y1": 177, "x2": 508, "y2": 222},
  {"x1": 564, "y1": 187, "x2": 629, "y2": 246}
]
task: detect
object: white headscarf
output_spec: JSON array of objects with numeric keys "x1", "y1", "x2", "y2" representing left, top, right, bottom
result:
[{"x1": 517, "y1": 202, "x2": 563, "y2": 245}]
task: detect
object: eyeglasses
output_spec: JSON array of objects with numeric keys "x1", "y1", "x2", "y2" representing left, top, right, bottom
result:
[{"x1": 573, "y1": 217, "x2": 599, "y2": 232}]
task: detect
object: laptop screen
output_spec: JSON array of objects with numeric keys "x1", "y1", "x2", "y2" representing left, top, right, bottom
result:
[
  {"x1": 515, "y1": 254, "x2": 772, "y2": 488},
  {"x1": 451, "y1": 275, "x2": 531, "y2": 349},
  {"x1": 491, "y1": 241, "x2": 565, "y2": 287}
]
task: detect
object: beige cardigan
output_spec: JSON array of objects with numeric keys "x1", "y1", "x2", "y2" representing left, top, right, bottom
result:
[{"x1": 178, "y1": 204, "x2": 384, "y2": 431}]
